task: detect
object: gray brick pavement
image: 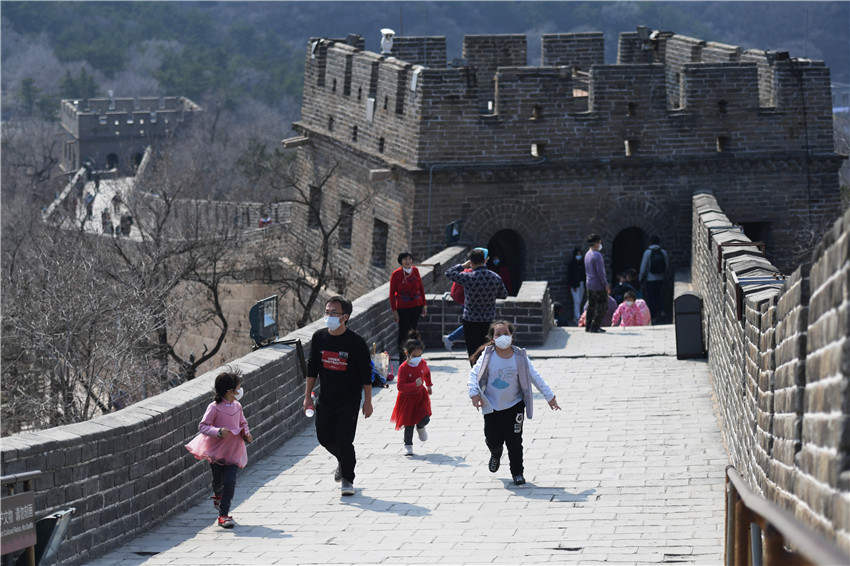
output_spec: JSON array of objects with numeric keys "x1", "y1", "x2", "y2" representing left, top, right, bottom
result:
[{"x1": 84, "y1": 325, "x2": 727, "y2": 565}]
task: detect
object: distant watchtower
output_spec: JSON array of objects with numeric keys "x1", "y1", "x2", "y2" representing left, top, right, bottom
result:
[
  {"x1": 287, "y1": 29, "x2": 843, "y2": 300},
  {"x1": 60, "y1": 94, "x2": 202, "y2": 175}
]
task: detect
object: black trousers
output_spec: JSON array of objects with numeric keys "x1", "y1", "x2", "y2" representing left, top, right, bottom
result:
[
  {"x1": 397, "y1": 305, "x2": 423, "y2": 360},
  {"x1": 463, "y1": 320, "x2": 492, "y2": 364},
  {"x1": 645, "y1": 280, "x2": 663, "y2": 321},
  {"x1": 483, "y1": 401, "x2": 525, "y2": 476},
  {"x1": 586, "y1": 289, "x2": 608, "y2": 329},
  {"x1": 403, "y1": 415, "x2": 431, "y2": 445},
  {"x1": 210, "y1": 462, "x2": 239, "y2": 517},
  {"x1": 315, "y1": 396, "x2": 361, "y2": 482}
]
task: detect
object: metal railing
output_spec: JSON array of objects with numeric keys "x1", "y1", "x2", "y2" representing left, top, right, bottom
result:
[{"x1": 725, "y1": 466, "x2": 849, "y2": 566}]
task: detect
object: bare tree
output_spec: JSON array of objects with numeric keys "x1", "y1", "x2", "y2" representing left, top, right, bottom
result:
[
  {"x1": 1, "y1": 208, "x2": 169, "y2": 433},
  {"x1": 240, "y1": 144, "x2": 376, "y2": 327},
  {"x1": 105, "y1": 133, "x2": 245, "y2": 386}
]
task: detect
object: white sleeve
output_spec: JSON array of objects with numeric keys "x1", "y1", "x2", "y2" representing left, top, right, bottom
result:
[
  {"x1": 468, "y1": 354, "x2": 485, "y2": 397},
  {"x1": 526, "y1": 357, "x2": 554, "y2": 401}
]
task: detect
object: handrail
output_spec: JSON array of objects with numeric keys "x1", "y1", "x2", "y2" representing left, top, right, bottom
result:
[
  {"x1": 725, "y1": 466, "x2": 849, "y2": 566},
  {"x1": 1, "y1": 471, "x2": 43, "y2": 487}
]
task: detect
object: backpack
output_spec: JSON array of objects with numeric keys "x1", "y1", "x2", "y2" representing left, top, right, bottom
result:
[
  {"x1": 649, "y1": 248, "x2": 666, "y2": 275},
  {"x1": 449, "y1": 281, "x2": 465, "y2": 305}
]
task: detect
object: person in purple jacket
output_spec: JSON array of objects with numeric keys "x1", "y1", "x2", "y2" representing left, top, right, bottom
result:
[{"x1": 584, "y1": 234, "x2": 610, "y2": 333}]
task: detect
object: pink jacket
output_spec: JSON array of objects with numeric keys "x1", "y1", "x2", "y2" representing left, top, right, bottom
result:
[{"x1": 611, "y1": 299, "x2": 651, "y2": 327}]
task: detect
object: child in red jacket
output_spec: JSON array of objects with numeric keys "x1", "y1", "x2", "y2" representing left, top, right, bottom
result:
[{"x1": 390, "y1": 331, "x2": 432, "y2": 455}]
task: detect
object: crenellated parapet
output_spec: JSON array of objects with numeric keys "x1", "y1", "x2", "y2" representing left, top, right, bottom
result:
[
  {"x1": 60, "y1": 96, "x2": 201, "y2": 173},
  {"x1": 295, "y1": 30, "x2": 836, "y2": 169}
]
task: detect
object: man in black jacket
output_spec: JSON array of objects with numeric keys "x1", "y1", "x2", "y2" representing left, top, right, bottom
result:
[{"x1": 303, "y1": 296, "x2": 373, "y2": 496}]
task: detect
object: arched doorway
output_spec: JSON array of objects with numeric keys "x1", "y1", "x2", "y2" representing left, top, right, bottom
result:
[
  {"x1": 487, "y1": 229, "x2": 524, "y2": 295},
  {"x1": 106, "y1": 153, "x2": 119, "y2": 170},
  {"x1": 611, "y1": 226, "x2": 647, "y2": 286}
]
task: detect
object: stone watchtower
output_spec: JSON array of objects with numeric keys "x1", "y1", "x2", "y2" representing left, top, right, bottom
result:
[
  {"x1": 288, "y1": 29, "x2": 843, "y2": 301},
  {"x1": 60, "y1": 94, "x2": 202, "y2": 176}
]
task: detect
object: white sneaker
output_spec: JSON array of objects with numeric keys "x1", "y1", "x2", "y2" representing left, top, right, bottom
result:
[
  {"x1": 417, "y1": 427, "x2": 428, "y2": 442},
  {"x1": 442, "y1": 335, "x2": 453, "y2": 352},
  {"x1": 403, "y1": 444, "x2": 414, "y2": 456}
]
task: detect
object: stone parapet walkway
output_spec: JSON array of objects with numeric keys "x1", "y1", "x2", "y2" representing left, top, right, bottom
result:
[{"x1": 85, "y1": 325, "x2": 728, "y2": 565}]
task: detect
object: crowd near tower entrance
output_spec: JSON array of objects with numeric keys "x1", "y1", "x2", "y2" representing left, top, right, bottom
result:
[{"x1": 611, "y1": 226, "x2": 648, "y2": 286}]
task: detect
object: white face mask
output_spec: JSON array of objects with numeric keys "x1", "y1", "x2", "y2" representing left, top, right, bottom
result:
[
  {"x1": 408, "y1": 356, "x2": 422, "y2": 367},
  {"x1": 575, "y1": 255, "x2": 582, "y2": 261},
  {"x1": 494, "y1": 335, "x2": 513, "y2": 350},
  {"x1": 402, "y1": 266, "x2": 413, "y2": 274},
  {"x1": 597, "y1": 243, "x2": 603, "y2": 251},
  {"x1": 324, "y1": 316, "x2": 342, "y2": 331},
  {"x1": 625, "y1": 301, "x2": 635, "y2": 307},
  {"x1": 233, "y1": 387, "x2": 244, "y2": 401}
]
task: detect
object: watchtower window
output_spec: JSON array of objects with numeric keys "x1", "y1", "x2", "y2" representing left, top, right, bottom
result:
[
  {"x1": 530, "y1": 105, "x2": 542, "y2": 121},
  {"x1": 371, "y1": 219, "x2": 389, "y2": 267},
  {"x1": 627, "y1": 102, "x2": 637, "y2": 116},
  {"x1": 718, "y1": 100, "x2": 728, "y2": 114},
  {"x1": 357, "y1": 87, "x2": 362, "y2": 101},
  {"x1": 531, "y1": 143, "x2": 545, "y2": 157},
  {"x1": 338, "y1": 201, "x2": 354, "y2": 248},
  {"x1": 328, "y1": 116, "x2": 334, "y2": 132},
  {"x1": 332, "y1": 78, "x2": 337, "y2": 93},
  {"x1": 624, "y1": 139, "x2": 639, "y2": 157},
  {"x1": 378, "y1": 137, "x2": 385, "y2": 153},
  {"x1": 307, "y1": 186, "x2": 322, "y2": 228},
  {"x1": 716, "y1": 136, "x2": 729, "y2": 152},
  {"x1": 384, "y1": 96, "x2": 389, "y2": 110},
  {"x1": 351, "y1": 125, "x2": 358, "y2": 142}
]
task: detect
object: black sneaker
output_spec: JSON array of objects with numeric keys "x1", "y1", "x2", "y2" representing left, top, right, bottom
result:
[
  {"x1": 513, "y1": 475, "x2": 526, "y2": 485},
  {"x1": 334, "y1": 463, "x2": 342, "y2": 483},
  {"x1": 488, "y1": 454, "x2": 500, "y2": 473}
]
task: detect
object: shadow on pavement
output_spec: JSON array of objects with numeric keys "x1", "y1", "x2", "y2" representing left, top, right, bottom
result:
[
  {"x1": 233, "y1": 525, "x2": 293, "y2": 539},
  {"x1": 340, "y1": 496, "x2": 432, "y2": 516},
  {"x1": 502, "y1": 482, "x2": 597, "y2": 503},
  {"x1": 411, "y1": 453, "x2": 471, "y2": 467}
]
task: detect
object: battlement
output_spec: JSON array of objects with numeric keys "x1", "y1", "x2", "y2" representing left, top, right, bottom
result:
[
  {"x1": 60, "y1": 95, "x2": 201, "y2": 173},
  {"x1": 61, "y1": 96, "x2": 201, "y2": 140},
  {"x1": 295, "y1": 30, "x2": 835, "y2": 168}
]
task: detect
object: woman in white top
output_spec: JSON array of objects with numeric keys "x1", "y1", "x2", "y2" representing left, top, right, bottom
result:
[{"x1": 468, "y1": 320, "x2": 560, "y2": 485}]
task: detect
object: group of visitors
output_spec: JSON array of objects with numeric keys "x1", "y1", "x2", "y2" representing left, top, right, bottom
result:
[
  {"x1": 184, "y1": 237, "x2": 665, "y2": 528},
  {"x1": 185, "y1": 243, "x2": 563, "y2": 527},
  {"x1": 563, "y1": 234, "x2": 669, "y2": 329}
]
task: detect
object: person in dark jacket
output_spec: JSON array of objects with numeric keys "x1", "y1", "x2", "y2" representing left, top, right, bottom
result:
[{"x1": 566, "y1": 247, "x2": 586, "y2": 324}]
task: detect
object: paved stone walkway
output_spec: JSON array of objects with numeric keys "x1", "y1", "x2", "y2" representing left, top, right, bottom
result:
[{"x1": 85, "y1": 325, "x2": 728, "y2": 565}]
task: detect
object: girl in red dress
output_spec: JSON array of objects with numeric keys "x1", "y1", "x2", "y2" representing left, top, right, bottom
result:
[{"x1": 390, "y1": 331, "x2": 432, "y2": 455}]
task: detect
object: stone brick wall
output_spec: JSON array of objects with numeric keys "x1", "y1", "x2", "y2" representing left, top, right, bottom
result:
[
  {"x1": 290, "y1": 28, "x2": 841, "y2": 289},
  {"x1": 691, "y1": 190, "x2": 850, "y2": 552},
  {"x1": 416, "y1": 280, "x2": 554, "y2": 350},
  {"x1": 60, "y1": 96, "x2": 201, "y2": 174},
  {"x1": 0, "y1": 246, "x2": 471, "y2": 565}
]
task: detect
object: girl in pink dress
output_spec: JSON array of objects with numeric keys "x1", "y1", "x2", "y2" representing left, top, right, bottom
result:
[
  {"x1": 185, "y1": 372, "x2": 253, "y2": 528},
  {"x1": 390, "y1": 332, "x2": 432, "y2": 455},
  {"x1": 610, "y1": 291, "x2": 652, "y2": 327}
]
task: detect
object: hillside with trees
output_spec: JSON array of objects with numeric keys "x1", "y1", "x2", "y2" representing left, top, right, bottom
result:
[{"x1": 2, "y1": 1, "x2": 847, "y2": 126}]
